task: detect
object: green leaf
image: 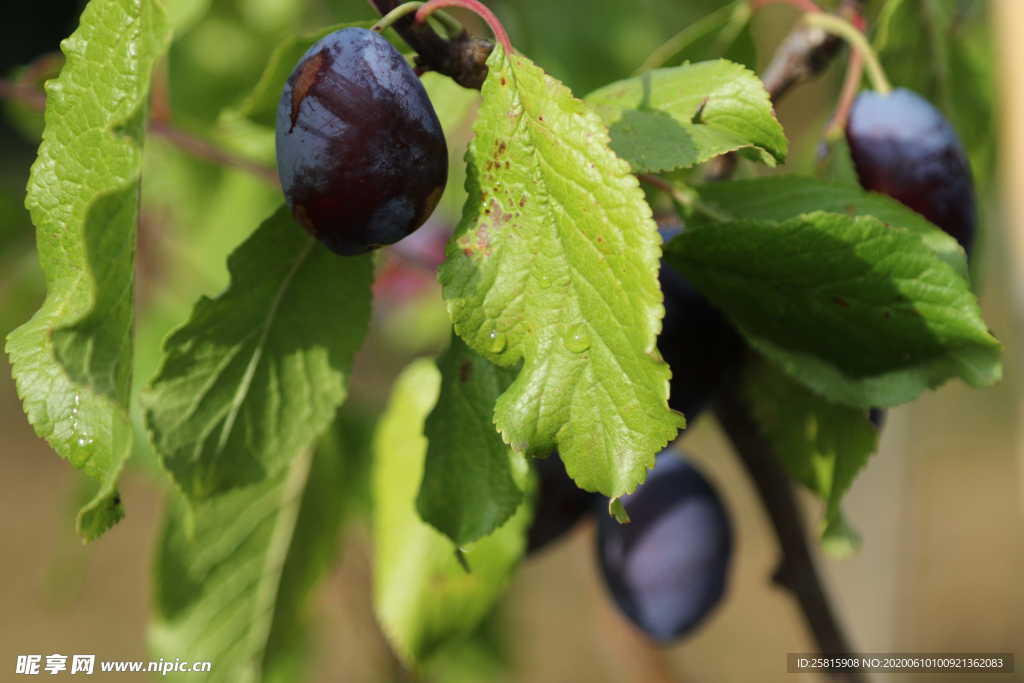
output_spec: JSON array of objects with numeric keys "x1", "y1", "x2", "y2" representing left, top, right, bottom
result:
[
  {"x1": 373, "y1": 359, "x2": 528, "y2": 665},
  {"x1": 440, "y1": 46, "x2": 683, "y2": 497},
  {"x1": 143, "y1": 206, "x2": 372, "y2": 501},
  {"x1": 4, "y1": 0, "x2": 170, "y2": 539},
  {"x1": 151, "y1": 443, "x2": 348, "y2": 683},
  {"x1": 695, "y1": 176, "x2": 969, "y2": 278},
  {"x1": 420, "y1": 606, "x2": 511, "y2": 683},
  {"x1": 745, "y1": 359, "x2": 877, "y2": 556},
  {"x1": 584, "y1": 60, "x2": 786, "y2": 173},
  {"x1": 665, "y1": 211, "x2": 1001, "y2": 408},
  {"x1": 417, "y1": 335, "x2": 522, "y2": 546}
]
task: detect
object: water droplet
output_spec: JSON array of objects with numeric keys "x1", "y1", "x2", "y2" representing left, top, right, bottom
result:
[
  {"x1": 487, "y1": 328, "x2": 507, "y2": 353},
  {"x1": 564, "y1": 323, "x2": 590, "y2": 353},
  {"x1": 537, "y1": 272, "x2": 552, "y2": 289},
  {"x1": 77, "y1": 437, "x2": 93, "y2": 447}
]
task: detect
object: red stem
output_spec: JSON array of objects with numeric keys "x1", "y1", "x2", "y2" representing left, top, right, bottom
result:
[
  {"x1": 416, "y1": 0, "x2": 512, "y2": 54},
  {"x1": 824, "y1": 7, "x2": 868, "y2": 139},
  {"x1": 825, "y1": 41, "x2": 863, "y2": 138},
  {"x1": 750, "y1": 0, "x2": 824, "y2": 14}
]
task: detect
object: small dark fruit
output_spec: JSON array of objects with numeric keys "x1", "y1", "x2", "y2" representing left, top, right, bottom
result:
[
  {"x1": 596, "y1": 451, "x2": 733, "y2": 643},
  {"x1": 658, "y1": 225, "x2": 745, "y2": 421},
  {"x1": 846, "y1": 88, "x2": 976, "y2": 254},
  {"x1": 275, "y1": 27, "x2": 448, "y2": 255},
  {"x1": 526, "y1": 452, "x2": 598, "y2": 555}
]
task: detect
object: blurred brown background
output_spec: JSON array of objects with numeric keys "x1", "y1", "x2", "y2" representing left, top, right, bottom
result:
[{"x1": 1, "y1": 0, "x2": 1021, "y2": 681}]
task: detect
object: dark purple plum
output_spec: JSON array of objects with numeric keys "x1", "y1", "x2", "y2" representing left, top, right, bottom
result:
[
  {"x1": 596, "y1": 451, "x2": 733, "y2": 643},
  {"x1": 658, "y1": 225, "x2": 745, "y2": 421},
  {"x1": 275, "y1": 28, "x2": 448, "y2": 255},
  {"x1": 846, "y1": 88, "x2": 976, "y2": 254},
  {"x1": 526, "y1": 452, "x2": 598, "y2": 555}
]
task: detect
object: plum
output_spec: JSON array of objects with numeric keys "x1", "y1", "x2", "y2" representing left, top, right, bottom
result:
[
  {"x1": 846, "y1": 88, "x2": 976, "y2": 254},
  {"x1": 275, "y1": 28, "x2": 448, "y2": 255},
  {"x1": 658, "y1": 225, "x2": 745, "y2": 421},
  {"x1": 526, "y1": 452, "x2": 598, "y2": 555},
  {"x1": 595, "y1": 451, "x2": 733, "y2": 643}
]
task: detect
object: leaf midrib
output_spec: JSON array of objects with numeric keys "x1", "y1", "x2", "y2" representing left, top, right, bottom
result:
[{"x1": 215, "y1": 237, "x2": 316, "y2": 453}]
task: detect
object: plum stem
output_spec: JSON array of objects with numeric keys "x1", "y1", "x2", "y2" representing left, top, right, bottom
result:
[
  {"x1": 803, "y1": 12, "x2": 892, "y2": 94},
  {"x1": 416, "y1": 0, "x2": 513, "y2": 55},
  {"x1": 715, "y1": 381, "x2": 869, "y2": 683},
  {"x1": 372, "y1": 1, "x2": 423, "y2": 31},
  {"x1": 372, "y1": 2, "x2": 464, "y2": 37},
  {"x1": 824, "y1": 38, "x2": 864, "y2": 139}
]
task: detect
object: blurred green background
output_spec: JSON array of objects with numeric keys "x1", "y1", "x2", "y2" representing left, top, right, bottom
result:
[{"x1": 1, "y1": 0, "x2": 1020, "y2": 681}]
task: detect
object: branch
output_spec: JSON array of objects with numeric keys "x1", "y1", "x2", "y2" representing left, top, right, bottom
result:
[
  {"x1": 761, "y1": 0, "x2": 866, "y2": 100},
  {"x1": 714, "y1": 381, "x2": 868, "y2": 683},
  {"x1": 0, "y1": 78, "x2": 279, "y2": 187},
  {"x1": 368, "y1": 0, "x2": 492, "y2": 89},
  {"x1": 148, "y1": 120, "x2": 279, "y2": 186},
  {"x1": 0, "y1": 79, "x2": 45, "y2": 111}
]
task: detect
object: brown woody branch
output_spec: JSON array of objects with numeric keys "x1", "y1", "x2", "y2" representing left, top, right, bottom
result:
[
  {"x1": 368, "y1": 0, "x2": 493, "y2": 89},
  {"x1": 715, "y1": 379, "x2": 868, "y2": 683}
]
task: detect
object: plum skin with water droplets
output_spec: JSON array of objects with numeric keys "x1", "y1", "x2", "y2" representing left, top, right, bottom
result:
[
  {"x1": 595, "y1": 452, "x2": 733, "y2": 643},
  {"x1": 846, "y1": 88, "x2": 976, "y2": 254},
  {"x1": 275, "y1": 28, "x2": 448, "y2": 255}
]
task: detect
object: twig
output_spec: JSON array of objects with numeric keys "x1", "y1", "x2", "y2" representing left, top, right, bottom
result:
[
  {"x1": 0, "y1": 78, "x2": 279, "y2": 186},
  {"x1": 759, "y1": 17, "x2": 841, "y2": 102},
  {"x1": 714, "y1": 381, "x2": 867, "y2": 683},
  {"x1": 147, "y1": 120, "x2": 279, "y2": 185},
  {"x1": 368, "y1": 0, "x2": 493, "y2": 89},
  {"x1": 0, "y1": 79, "x2": 46, "y2": 110}
]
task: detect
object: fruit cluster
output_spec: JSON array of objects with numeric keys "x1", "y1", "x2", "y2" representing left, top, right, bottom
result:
[
  {"x1": 274, "y1": 23, "x2": 976, "y2": 646},
  {"x1": 525, "y1": 84, "x2": 978, "y2": 640},
  {"x1": 275, "y1": 28, "x2": 743, "y2": 641}
]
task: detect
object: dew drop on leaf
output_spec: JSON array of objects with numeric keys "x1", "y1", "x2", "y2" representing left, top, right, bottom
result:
[
  {"x1": 564, "y1": 323, "x2": 591, "y2": 353},
  {"x1": 487, "y1": 328, "x2": 508, "y2": 353}
]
